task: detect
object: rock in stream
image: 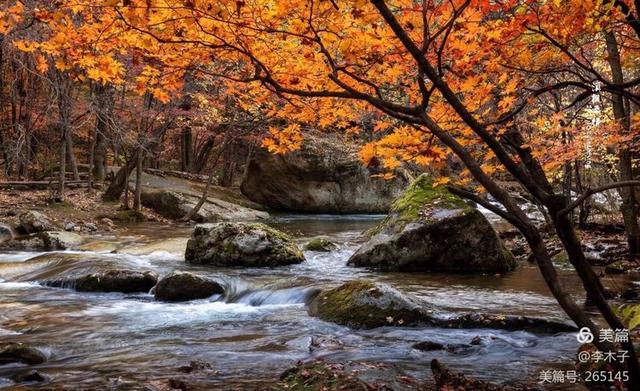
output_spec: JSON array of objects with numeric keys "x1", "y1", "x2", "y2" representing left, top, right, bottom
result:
[
  {"x1": 348, "y1": 174, "x2": 516, "y2": 273},
  {"x1": 185, "y1": 222, "x2": 305, "y2": 267},
  {"x1": 308, "y1": 280, "x2": 576, "y2": 333},
  {"x1": 154, "y1": 271, "x2": 224, "y2": 302}
]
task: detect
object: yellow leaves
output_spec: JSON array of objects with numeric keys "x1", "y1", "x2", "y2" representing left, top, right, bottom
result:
[
  {"x1": 459, "y1": 75, "x2": 481, "y2": 92},
  {"x1": 497, "y1": 95, "x2": 516, "y2": 111},
  {"x1": 55, "y1": 58, "x2": 72, "y2": 71},
  {"x1": 383, "y1": 156, "x2": 401, "y2": 170},
  {"x1": 432, "y1": 177, "x2": 451, "y2": 186},
  {"x1": 86, "y1": 56, "x2": 124, "y2": 84},
  {"x1": 262, "y1": 124, "x2": 304, "y2": 154},
  {"x1": 151, "y1": 88, "x2": 171, "y2": 104},
  {"x1": 35, "y1": 54, "x2": 49, "y2": 74},
  {"x1": 481, "y1": 163, "x2": 497, "y2": 175},
  {"x1": 14, "y1": 40, "x2": 39, "y2": 53},
  {"x1": 358, "y1": 143, "x2": 377, "y2": 167},
  {"x1": 504, "y1": 78, "x2": 519, "y2": 95},
  {"x1": 0, "y1": 2, "x2": 25, "y2": 33},
  {"x1": 373, "y1": 121, "x2": 393, "y2": 132}
]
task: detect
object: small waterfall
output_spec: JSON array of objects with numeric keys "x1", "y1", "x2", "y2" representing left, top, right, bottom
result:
[{"x1": 228, "y1": 286, "x2": 320, "y2": 306}]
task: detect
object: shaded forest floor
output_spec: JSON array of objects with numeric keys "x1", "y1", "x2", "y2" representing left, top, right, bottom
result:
[{"x1": 0, "y1": 188, "x2": 170, "y2": 235}]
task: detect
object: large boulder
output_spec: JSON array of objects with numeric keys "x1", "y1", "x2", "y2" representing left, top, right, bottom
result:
[
  {"x1": 308, "y1": 280, "x2": 434, "y2": 329},
  {"x1": 348, "y1": 174, "x2": 516, "y2": 273},
  {"x1": 308, "y1": 280, "x2": 576, "y2": 333},
  {"x1": 240, "y1": 135, "x2": 411, "y2": 213},
  {"x1": 185, "y1": 222, "x2": 305, "y2": 267},
  {"x1": 47, "y1": 269, "x2": 158, "y2": 293},
  {"x1": 141, "y1": 189, "x2": 269, "y2": 222},
  {"x1": 154, "y1": 271, "x2": 224, "y2": 302},
  {"x1": 0, "y1": 343, "x2": 47, "y2": 365},
  {"x1": 16, "y1": 210, "x2": 55, "y2": 234},
  {"x1": 0, "y1": 231, "x2": 83, "y2": 251}
]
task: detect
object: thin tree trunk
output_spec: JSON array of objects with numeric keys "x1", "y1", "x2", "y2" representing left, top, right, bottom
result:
[
  {"x1": 103, "y1": 149, "x2": 139, "y2": 201},
  {"x1": 92, "y1": 85, "x2": 112, "y2": 182},
  {"x1": 605, "y1": 32, "x2": 640, "y2": 256},
  {"x1": 65, "y1": 128, "x2": 80, "y2": 181},
  {"x1": 103, "y1": 120, "x2": 173, "y2": 201},
  {"x1": 122, "y1": 156, "x2": 130, "y2": 210},
  {"x1": 181, "y1": 127, "x2": 193, "y2": 172},
  {"x1": 57, "y1": 129, "x2": 66, "y2": 201},
  {"x1": 54, "y1": 71, "x2": 72, "y2": 201},
  {"x1": 133, "y1": 150, "x2": 143, "y2": 211},
  {"x1": 574, "y1": 161, "x2": 590, "y2": 228},
  {"x1": 88, "y1": 121, "x2": 95, "y2": 193},
  {"x1": 182, "y1": 165, "x2": 216, "y2": 222},
  {"x1": 181, "y1": 140, "x2": 228, "y2": 221}
]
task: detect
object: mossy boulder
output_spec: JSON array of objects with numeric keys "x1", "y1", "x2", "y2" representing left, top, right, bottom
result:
[
  {"x1": 304, "y1": 238, "x2": 337, "y2": 252},
  {"x1": 47, "y1": 269, "x2": 158, "y2": 293},
  {"x1": 185, "y1": 222, "x2": 305, "y2": 267},
  {"x1": 307, "y1": 280, "x2": 434, "y2": 329},
  {"x1": 0, "y1": 343, "x2": 47, "y2": 365},
  {"x1": 308, "y1": 279, "x2": 576, "y2": 333},
  {"x1": 154, "y1": 271, "x2": 224, "y2": 302},
  {"x1": 348, "y1": 174, "x2": 516, "y2": 273},
  {"x1": 604, "y1": 260, "x2": 638, "y2": 274}
]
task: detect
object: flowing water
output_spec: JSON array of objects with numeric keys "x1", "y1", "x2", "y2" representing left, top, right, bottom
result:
[{"x1": 0, "y1": 214, "x2": 605, "y2": 390}]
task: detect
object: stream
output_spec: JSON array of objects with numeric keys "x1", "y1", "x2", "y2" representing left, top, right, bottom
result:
[{"x1": 0, "y1": 214, "x2": 597, "y2": 389}]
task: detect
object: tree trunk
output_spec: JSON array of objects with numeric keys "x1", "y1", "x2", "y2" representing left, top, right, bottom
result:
[
  {"x1": 103, "y1": 149, "x2": 139, "y2": 202},
  {"x1": 57, "y1": 129, "x2": 66, "y2": 202},
  {"x1": 574, "y1": 162, "x2": 590, "y2": 228},
  {"x1": 181, "y1": 127, "x2": 193, "y2": 172},
  {"x1": 605, "y1": 32, "x2": 640, "y2": 256},
  {"x1": 193, "y1": 136, "x2": 215, "y2": 173},
  {"x1": 122, "y1": 155, "x2": 131, "y2": 209},
  {"x1": 103, "y1": 120, "x2": 173, "y2": 201},
  {"x1": 133, "y1": 150, "x2": 143, "y2": 211},
  {"x1": 92, "y1": 85, "x2": 113, "y2": 183},
  {"x1": 88, "y1": 121, "x2": 95, "y2": 193},
  {"x1": 181, "y1": 142, "x2": 227, "y2": 222},
  {"x1": 54, "y1": 71, "x2": 73, "y2": 201},
  {"x1": 65, "y1": 128, "x2": 80, "y2": 181},
  {"x1": 220, "y1": 141, "x2": 236, "y2": 187}
]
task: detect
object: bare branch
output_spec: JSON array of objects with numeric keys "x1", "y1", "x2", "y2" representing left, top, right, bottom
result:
[{"x1": 558, "y1": 180, "x2": 640, "y2": 216}]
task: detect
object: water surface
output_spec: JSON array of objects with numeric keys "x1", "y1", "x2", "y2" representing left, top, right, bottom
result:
[{"x1": 0, "y1": 215, "x2": 598, "y2": 389}]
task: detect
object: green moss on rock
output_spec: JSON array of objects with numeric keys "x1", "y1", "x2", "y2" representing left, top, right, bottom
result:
[
  {"x1": 351, "y1": 174, "x2": 516, "y2": 274},
  {"x1": 304, "y1": 238, "x2": 337, "y2": 252},
  {"x1": 391, "y1": 174, "x2": 470, "y2": 221},
  {"x1": 186, "y1": 222, "x2": 305, "y2": 267},
  {"x1": 307, "y1": 280, "x2": 433, "y2": 329}
]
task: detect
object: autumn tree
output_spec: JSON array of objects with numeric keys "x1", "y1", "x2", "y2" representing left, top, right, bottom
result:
[
  {"x1": 71, "y1": 0, "x2": 639, "y2": 386},
  {"x1": 2, "y1": 1, "x2": 640, "y2": 385}
]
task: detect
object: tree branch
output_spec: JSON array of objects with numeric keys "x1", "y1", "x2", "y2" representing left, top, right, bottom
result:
[
  {"x1": 558, "y1": 180, "x2": 640, "y2": 217},
  {"x1": 446, "y1": 185, "x2": 523, "y2": 229}
]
